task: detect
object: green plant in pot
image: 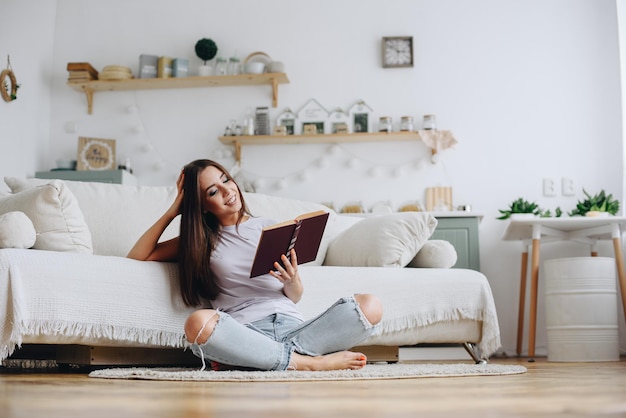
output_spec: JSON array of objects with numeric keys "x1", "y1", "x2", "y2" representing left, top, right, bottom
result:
[
  {"x1": 497, "y1": 198, "x2": 541, "y2": 220},
  {"x1": 195, "y1": 38, "x2": 218, "y2": 76},
  {"x1": 569, "y1": 189, "x2": 620, "y2": 217}
]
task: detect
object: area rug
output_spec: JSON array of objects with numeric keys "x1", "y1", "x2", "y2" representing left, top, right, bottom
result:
[{"x1": 89, "y1": 363, "x2": 527, "y2": 382}]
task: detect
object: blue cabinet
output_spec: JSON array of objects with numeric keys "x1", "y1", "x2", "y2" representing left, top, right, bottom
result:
[
  {"x1": 431, "y1": 216, "x2": 481, "y2": 271},
  {"x1": 35, "y1": 170, "x2": 137, "y2": 185}
]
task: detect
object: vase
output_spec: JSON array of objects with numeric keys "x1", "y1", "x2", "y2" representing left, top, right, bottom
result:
[{"x1": 197, "y1": 65, "x2": 213, "y2": 76}]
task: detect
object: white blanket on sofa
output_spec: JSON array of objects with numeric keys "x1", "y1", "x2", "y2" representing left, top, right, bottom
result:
[
  {"x1": 0, "y1": 249, "x2": 193, "y2": 360},
  {"x1": 1, "y1": 249, "x2": 501, "y2": 360}
]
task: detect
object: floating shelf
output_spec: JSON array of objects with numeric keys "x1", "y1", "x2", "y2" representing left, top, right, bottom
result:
[
  {"x1": 67, "y1": 72, "x2": 289, "y2": 114},
  {"x1": 218, "y1": 131, "x2": 448, "y2": 164}
]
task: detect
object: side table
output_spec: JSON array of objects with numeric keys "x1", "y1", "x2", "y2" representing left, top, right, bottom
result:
[{"x1": 502, "y1": 216, "x2": 626, "y2": 358}]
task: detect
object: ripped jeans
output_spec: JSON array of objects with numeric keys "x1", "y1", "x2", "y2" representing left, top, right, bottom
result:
[{"x1": 189, "y1": 296, "x2": 377, "y2": 371}]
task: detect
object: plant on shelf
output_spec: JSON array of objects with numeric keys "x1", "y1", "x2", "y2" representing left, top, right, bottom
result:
[
  {"x1": 195, "y1": 38, "x2": 218, "y2": 76},
  {"x1": 568, "y1": 189, "x2": 620, "y2": 217},
  {"x1": 539, "y1": 207, "x2": 563, "y2": 218},
  {"x1": 497, "y1": 198, "x2": 541, "y2": 220}
]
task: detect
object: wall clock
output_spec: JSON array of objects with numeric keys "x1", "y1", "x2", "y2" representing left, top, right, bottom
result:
[
  {"x1": 382, "y1": 36, "x2": 414, "y2": 68},
  {"x1": 77, "y1": 137, "x2": 116, "y2": 171}
]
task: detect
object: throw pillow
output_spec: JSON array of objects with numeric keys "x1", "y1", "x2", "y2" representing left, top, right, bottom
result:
[
  {"x1": 5, "y1": 177, "x2": 178, "y2": 257},
  {"x1": 323, "y1": 212, "x2": 438, "y2": 267},
  {"x1": 0, "y1": 211, "x2": 37, "y2": 249},
  {"x1": 407, "y1": 239, "x2": 458, "y2": 268},
  {"x1": 0, "y1": 181, "x2": 93, "y2": 253}
]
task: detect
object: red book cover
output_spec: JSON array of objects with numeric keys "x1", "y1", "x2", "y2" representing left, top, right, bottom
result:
[{"x1": 249, "y1": 210, "x2": 329, "y2": 278}]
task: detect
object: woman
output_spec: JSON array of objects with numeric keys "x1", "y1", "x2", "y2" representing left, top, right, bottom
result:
[{"x1": 128, "y1": 159, "x2": 383, "y2": 371}]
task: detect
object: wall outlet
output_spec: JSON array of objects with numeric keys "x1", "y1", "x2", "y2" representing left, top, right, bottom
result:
[
  {"x1": 562, "y1": 177, "x2": 575, "y2": 196},
  {"x1": 543, "y1": 178, "x2": 556, "y2": 197}
]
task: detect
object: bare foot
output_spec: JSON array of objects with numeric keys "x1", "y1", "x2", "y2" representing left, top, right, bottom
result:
[{"x1": 290, "y1": 351, "x2": 367, "y2": 371}]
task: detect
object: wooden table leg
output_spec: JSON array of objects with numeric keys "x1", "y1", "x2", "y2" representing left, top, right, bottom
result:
[
  {"x1": 528, "y1": 238, "x2": 540, "y2": 359},
  {"x1": 612, "y1": 236, "x2": 626, "y2": 323},
  {"x1": 516, "y1": 250, "x2": 528, "y2": 356}
]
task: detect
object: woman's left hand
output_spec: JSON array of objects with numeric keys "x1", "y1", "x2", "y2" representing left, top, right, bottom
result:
[{"x1": 270, "y1": 249, "x2": 304, "y2": 303}]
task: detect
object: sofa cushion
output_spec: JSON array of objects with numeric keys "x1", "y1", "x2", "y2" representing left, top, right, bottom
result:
[
  {"x1": 408, "y1": 239, "x2": 458, "y2": 268},
  {"x1": 0, "y1": 211, "x2": 37, "y2": 249},
  {"x1": 0, "y1": 182, "x2": 93, "y2": 253},
  {"x1": 323, "y1": 212, "x2": 437, "y2": 267},
  {"x1": 5, "y1": 177, "x2": 336, "y2": 261},
  {"x1": 5, "y1": 177, "x2": 179, "y2": 257}
]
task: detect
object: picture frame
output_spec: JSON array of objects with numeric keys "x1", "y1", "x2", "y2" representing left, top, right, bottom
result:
[
  {"x1": 348, "y1": 100, "x2": 373, "y2": 133},
  {"x1": 276, "y1": 108, "x2": 297, "y2": 135},
  {"x1": 297, "y1": 98, "x2": 328, "y2": 134},
  {"x1": 329, "y1": 107, "x2": 351, "y2": 133},
  {"x1": 77, "y1": 137, "x2": 116, "y2": 171}
]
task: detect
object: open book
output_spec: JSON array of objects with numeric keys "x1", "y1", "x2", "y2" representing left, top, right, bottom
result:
[{"x1": 249, "y1": 210, "x2": 330, "y2": 278}]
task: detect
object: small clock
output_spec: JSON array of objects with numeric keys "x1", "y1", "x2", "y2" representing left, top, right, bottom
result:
[{"x1": 382, "y1": 36, "x2": 414, "y2": 68}]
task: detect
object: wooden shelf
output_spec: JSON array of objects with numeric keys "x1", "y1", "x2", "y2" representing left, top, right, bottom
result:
[
  {"x1": 219, "y1": 131, "x2": 448, "y2": 164},
  {"x1": 67, "y1": 72, "x2": 289, "y2": 114}
]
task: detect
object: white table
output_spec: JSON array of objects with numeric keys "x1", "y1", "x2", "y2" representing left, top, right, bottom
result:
[{"x1": 502, "y1": 216, "x2": 626, "y2": 358}]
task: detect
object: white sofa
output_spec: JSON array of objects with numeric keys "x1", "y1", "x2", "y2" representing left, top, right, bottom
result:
[{"x1": 0, "y1": 177, "x2": 501, "y2": 366}]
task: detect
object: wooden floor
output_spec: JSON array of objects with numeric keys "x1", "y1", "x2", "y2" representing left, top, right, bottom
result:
[{"x1": 1, "y1": 357, "x2": 625, "y2": 418}]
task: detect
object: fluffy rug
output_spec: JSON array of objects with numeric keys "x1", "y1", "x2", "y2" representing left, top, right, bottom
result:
[{"x1": 89, "y1": 363, "x2": 527, "y2": 382}]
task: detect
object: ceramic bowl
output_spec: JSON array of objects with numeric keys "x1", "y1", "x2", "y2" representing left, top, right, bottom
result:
[
  {"x1": 244, "y1": 62, "x2": 265, "y2": 74},
  {"x1": 267, "y1": 61, "x2": 285, "y2": 73},
  {"x1": 56, "y1": 159, "x2": 77, "y2": 170}
]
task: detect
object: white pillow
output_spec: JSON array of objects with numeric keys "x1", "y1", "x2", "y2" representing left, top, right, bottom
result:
[
  {"x1": 5, "y1": 176, "x2": 178, "y2": 257},
  {"x1": 407, "y1": 239, "x2": 458, "y2": 268},
  {"x1": 0, "y1": 211, "x2": 37, "y2": 249},
  {"x1": 0, "y1": 181, "x2": 93, "y2": 253},
  {"x1": 323, "y1": 212, "x2": 438, "y2": 267}
]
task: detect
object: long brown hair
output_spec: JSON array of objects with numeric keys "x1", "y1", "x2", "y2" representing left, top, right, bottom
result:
[{"x1": 178, "y1": 159, "x2": 249, "y2": 307}]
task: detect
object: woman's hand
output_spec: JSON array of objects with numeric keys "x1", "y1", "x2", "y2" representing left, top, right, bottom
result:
[
  {"x1": 270, "y1": 249, "x2": 304, "y2": 303},
  {"x1": 127, "y1": 170, "x2": 184, "y2": 261},
  {"x1": 167, "y1": 170, "x2": 185, "y2": 217}
]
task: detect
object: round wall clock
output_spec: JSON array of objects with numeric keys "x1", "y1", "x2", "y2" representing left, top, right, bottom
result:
[{"x1": 382, "y1": 36, "x2": 414, "y2": 68}]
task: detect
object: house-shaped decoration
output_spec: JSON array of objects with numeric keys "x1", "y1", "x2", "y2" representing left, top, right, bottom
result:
[
  {"x1": 297, "y1": 98, "x2": 329, "y2": 135},
  {"x1": 328, "y1": 107, "x2": 350, "y2": 133},
  {"x1": 276, "y1": 108, "x2": 297, "y2": 135},
  {"x1": 348, "y1": 100, "x2": 373, "y2": 133}
]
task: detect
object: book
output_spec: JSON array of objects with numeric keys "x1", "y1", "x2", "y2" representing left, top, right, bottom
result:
[
  {"x1": 249, "y1": 210, "x2": 330, "y2": 278},
  {"x1": 66, "y1": 62, "x2": 99, "y2": 79}
]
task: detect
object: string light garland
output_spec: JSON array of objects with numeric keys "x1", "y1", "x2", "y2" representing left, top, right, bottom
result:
[{"x1": 224, "y1": 142, "x2": 450, "y2": 193}]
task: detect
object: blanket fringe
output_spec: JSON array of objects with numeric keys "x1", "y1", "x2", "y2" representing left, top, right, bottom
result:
[{"x1": 2, "y1": 320, "x2": 186, "y2": 361}]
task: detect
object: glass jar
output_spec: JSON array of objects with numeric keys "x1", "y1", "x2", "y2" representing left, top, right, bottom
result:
[
  {"x1": 423, "y1": 114, "x2": 437, "y2": 130},
  {"x1": 215, "y1": 57, "x2": 228, "y2": 75},
  {"x1": 379, "y1": 116, "x2": 392, "y2": 132},
  {"x1": 400, "y1": 116, "x2": 414, "y2": 131},
  {"x1": 228, "y1": 57, "x2": 241, "y2": 75}
]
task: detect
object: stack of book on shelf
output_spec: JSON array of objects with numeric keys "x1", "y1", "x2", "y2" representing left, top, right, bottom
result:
[{"x1": 67, "y1": 62, "x2": 99, "y2": 82}]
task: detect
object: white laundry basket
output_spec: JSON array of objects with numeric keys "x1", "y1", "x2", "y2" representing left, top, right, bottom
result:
[{"x1": 544, "y1": 257, "x2": 619, "y2": 362}]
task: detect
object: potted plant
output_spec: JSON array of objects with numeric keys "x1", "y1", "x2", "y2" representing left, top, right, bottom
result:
[
  {"x1": 195, "y1": 38, "x2": 218, "y2": 76},
  {"x1": 497, "y1": 198, "x2": 541, "y2": 220},
  {"x1": 569, "y1": 189, "x2": 620, "y2": 217}
]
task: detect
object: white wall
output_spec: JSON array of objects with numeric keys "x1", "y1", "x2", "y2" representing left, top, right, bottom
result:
[
  {"x1": 1, "y1": 0, "x2": 625, "y2": 355},
  {"x1": 0, "y1": 0, "x2": 56, "y2": 184}
]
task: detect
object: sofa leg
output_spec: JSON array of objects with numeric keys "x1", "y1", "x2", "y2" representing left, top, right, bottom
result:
[{"x1": 463, "y1": 342, "x2": 487, "y2": 364}]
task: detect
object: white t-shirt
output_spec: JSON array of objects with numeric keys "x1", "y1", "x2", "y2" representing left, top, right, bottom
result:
[{"x1": 210, "y1": 216, "x2": 304, "y2": 324}]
